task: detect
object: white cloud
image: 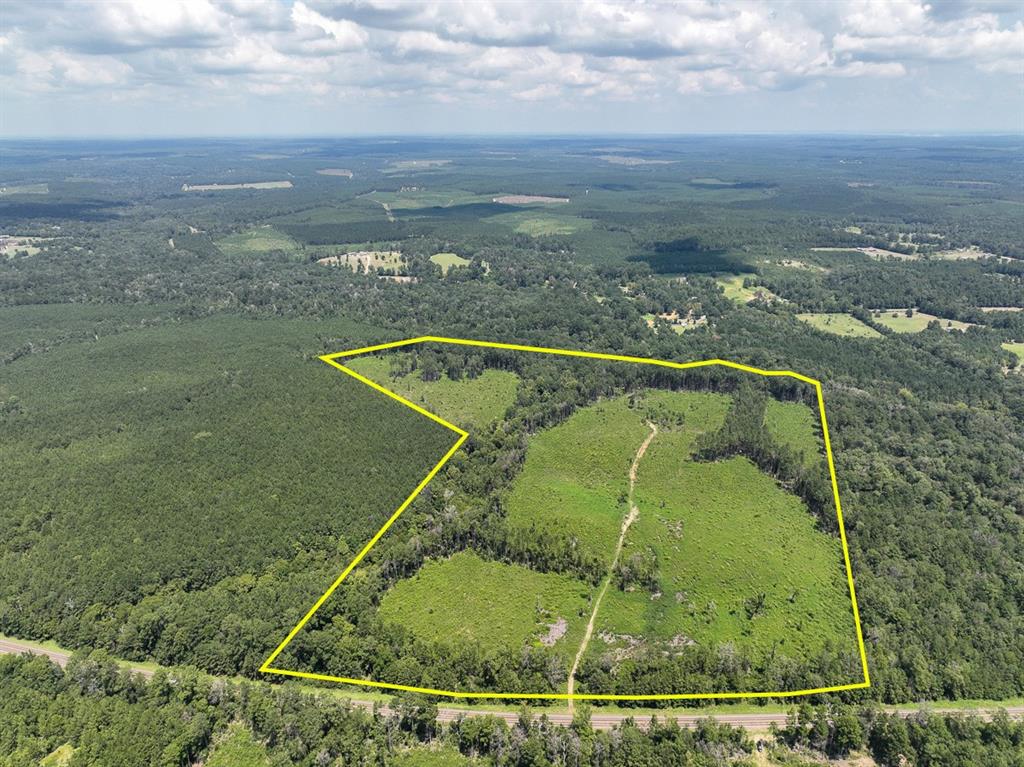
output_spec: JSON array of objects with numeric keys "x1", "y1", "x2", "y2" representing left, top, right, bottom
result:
[{"x1": 0, "y1": 0, "x2": 1020, "y2": 107}]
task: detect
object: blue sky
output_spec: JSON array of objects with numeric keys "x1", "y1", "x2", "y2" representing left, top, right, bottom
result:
[{"x1": 1, "y1": 1, "x2": 1022, "y2": 137}]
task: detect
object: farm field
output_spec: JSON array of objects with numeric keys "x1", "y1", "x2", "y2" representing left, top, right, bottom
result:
[
  {"x1": 796, "y1": 313, "x2": 882, "y2": 338},
  {"x1": 216, "y1": 227, "x2": 297, "y2": 255},
  {"x1": 429, "y1": 252, "x2": 470, "y2": 273},
  {"x1": 492, "y1": 194, "x2": 570, "y2": 205},
  {"x1": 873, "y1": 310, "x2": 975, "y2": 333},
  {"x1": 181, "y1": 181, "x2": 292, "y2": 191},
  {"x1": 316, "y1": 168, "x2": 353, "y2": 177},
  {"x1": 377, "y1": 550, "x2": 590, "y2": 655},
  {"x1": 345, "y1": 355, "x2": 519, "y2": 428}
]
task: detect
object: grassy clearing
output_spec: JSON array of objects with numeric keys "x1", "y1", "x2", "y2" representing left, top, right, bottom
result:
[
  {"x1": 872, "y1": 310, "x2": 975, "y2": 333},
  {"x1": 1002, "y1": 342, "x2": 1024, "y2": 369},
  {"x1": 430, "y1": 252, "x2": 471, "y2": 274},
  {"x1": 385, "y1": 159, "x2": 451, "y2": 173},
  {"x1": 796, "y1": 313, "x2": 882, "y2": 338},
  {"x1": 0, "y1": 183, "x2": 48, "y2": 195},
  {"x1": 765, "y1": 400, "x2": 822, "y2": 469},
  {"x1": 716, "y1": 274, "x2": 778, "y2": 304},
  {"x1": 216, "y1": 227, "x2": 298, "y2": 255},
  {"x1": 206, "y1": 724, "x2": 271, "y2": 767},
  {"x1": 597, "y1": 442, "x2": 858, "y2": 660},
  {"x1": 367, "y1": 189, "x2": 491, "y2": 210},
  {"x1": 488, "y1": 209, "x2": 591, "y2": 236},
  {"x1": 39, "y1": 744, "x2": 75, "y2": 766},
  {"x1": 345, "y1": 355, "x2": 519, "y2": 429},
  {"x1": 378, "y1": 551, "x2": 590, "y2": 655},
  {"x1": 504, "y1": 398, "x2": 651, "y2": 568}
]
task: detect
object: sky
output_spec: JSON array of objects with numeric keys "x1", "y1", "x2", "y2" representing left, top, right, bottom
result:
[{"x1": 1, "y1": 0, "x2": 1022, "y2": 137}]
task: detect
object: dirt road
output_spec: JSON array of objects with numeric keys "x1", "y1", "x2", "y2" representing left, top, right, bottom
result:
[{"x1": 567, "y1": 422, "x2": 657, "y2": 704}]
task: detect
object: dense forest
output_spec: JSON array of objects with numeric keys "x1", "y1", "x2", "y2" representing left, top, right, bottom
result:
[{"x1": 1, "y1": 136, "x2": 1022, "y2": 762}]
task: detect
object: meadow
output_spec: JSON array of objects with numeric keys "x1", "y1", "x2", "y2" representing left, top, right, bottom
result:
[
  {"x1": 377, "y1": 550, "x2": 590, "y2": 656},
  {"x1": 215, "y1": 226, "x2": 298, "y2": 256},
  {"x1": 796, "y1": 313, "x2": 882, "y2": 338},
  {"x1": 503, "y1": 397, "x2": 651, "y2": 569},
  {"x1": 345, "y1": 355, "x2": 519, "y2": 429},
  {"x1": 430, "y1": 252, "x2": 471, "y2": 274},
  {"x1": 595, "y1": 436, "x2": 859, "y2": 666},
  {"x1": 764, "y1": 399, "x2": 824, "y2": 468},
  {"x1": 872, "y1": 310, "x2": 975, "y2": 333}
]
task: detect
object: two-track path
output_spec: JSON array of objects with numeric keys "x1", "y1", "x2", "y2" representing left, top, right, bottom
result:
[{"x1": 566, "y1": 421, "x2": 658, "y2": 709}]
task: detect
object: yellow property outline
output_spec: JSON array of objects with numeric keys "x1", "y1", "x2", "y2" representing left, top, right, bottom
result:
[{"x1": 261, "y1": 336, "x2": 871, "y2": 700}]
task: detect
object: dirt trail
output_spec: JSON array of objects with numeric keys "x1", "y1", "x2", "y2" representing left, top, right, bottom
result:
[{"x1": 567, "y1": 421, "x2": 657, "y2": 706}]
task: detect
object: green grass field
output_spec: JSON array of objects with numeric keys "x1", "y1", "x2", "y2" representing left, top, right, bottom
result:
[
  {"x1": 503, "y1": 397, "x2": 652, "y2": 568},
  {"x1": 489, "y1": 210, "x2": 590, "y2": 236},
  {"x1": 716, "y1": 274, "x2": 778, "y2": 304},
  {"x1": 377, "y1": 551, "x2": 590, "y2": 655},
  {"x1": 873, "y1": 310, "x2": 974, "y2": 333},
  {"x1": 206, "y1": 724, "x2": 271, "y2": 767},
  {"x1": 796, "y1": 313, "x2": 882, "y2": 338},
  {"x1": 430, "y1": 252, "x2": 471, "y2": 274},
  {"x1": 216, "y1": 227, "x2": 298, "y2": 256},
  {"x1": 345, "y1": 355, "x2": 519, "y2": 429},
  {"x1": 765, "y1": 399, "x2": 823, "y2": 468},
  {"x1": 597, "y1": 440, "x2": 858, "y2": 661},
  {"x1": 1003, "y1": 342, "x2": 1024, "y2": 369}
]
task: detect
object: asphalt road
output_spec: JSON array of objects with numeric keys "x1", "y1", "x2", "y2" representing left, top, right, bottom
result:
[{"x1": 3, "y1": 638, "x2": 1020, "y2": 731}]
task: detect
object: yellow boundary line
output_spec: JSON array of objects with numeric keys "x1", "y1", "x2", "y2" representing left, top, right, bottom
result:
[{"x1": 261, "y1": 336, "x2": 871, "y2": 701}]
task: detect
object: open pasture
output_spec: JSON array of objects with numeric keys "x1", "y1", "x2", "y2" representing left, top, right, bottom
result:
[
  {"x1": 796, "y1": 313, "x2": 882, "y2": 338},
  {"x1": 345, "y1": 354, "x2": 519, "y2": 429},
  {"x1": 377, "y1": 550, "x2": 590, "y2": 655},
  {"x1": 872, "y1": 310, "x2": 975, "y2": 333}
]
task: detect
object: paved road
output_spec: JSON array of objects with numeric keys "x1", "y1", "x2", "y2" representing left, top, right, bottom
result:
[{"x1": 2, "y1": 637, "x2": 1020, "y2": 731}]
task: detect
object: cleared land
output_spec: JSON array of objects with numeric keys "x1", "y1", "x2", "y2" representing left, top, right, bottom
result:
[
  {"x1": 0, "y1": 235, "x2": 46, "y2": 258},
  {"x1": 385, "y1": 160, "x2": 451, "y2": 172},
  {"x1": 217, "y1": 227, "x2": 297, "y2": 255},
  {"x1": 206, "y1": 724, "x2": 271, "y2": 767},
  {"x1": 430, "y1": 252, "x2": 470, "y2": 274},
  {"x1": 317, "y1": 250, "x2": 404, "y2": 272},
  {"x1": 598, "y1": 155, "x2": 674, "y2": 166},
  {"x1": 596, "y1": 448, "x2": 858, "y2": 660},
  {"x1": 378, "y1": 551, "x2": 589, "y2": 654},
  {"x1": 504, "y1": 398, "x2": 652, "y2": 568},
  {"x1": 492, "y1": 195, "x2": 570, "y2": 205},
  {"x1": 316, "y1": 168, "x2": 353, "y2": 177},
  {"x1": 716, "y1": 274, "x2": 780, "y2": 304},
  {"x1": 0, "y1": 183, "x2": 48, "y2": 195},
  {"x1": 182, "y1": 181, "x2": 292, "y2": 191},
  {"x1": 345, "y1": 355, "x2": 519, "y2": 428},
  {"x1": 1003, "y1": 342, "x2": 1024, "y2": 370},
  {"x1": 796, "y1": 313, "x2": 882, "y2": 338},
  {"x1": 872, "y1": 310, "x2": 974, "y2": 333},
  {"x1": 765, "y1": 399, "x2": 823, "y2": 469}
]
